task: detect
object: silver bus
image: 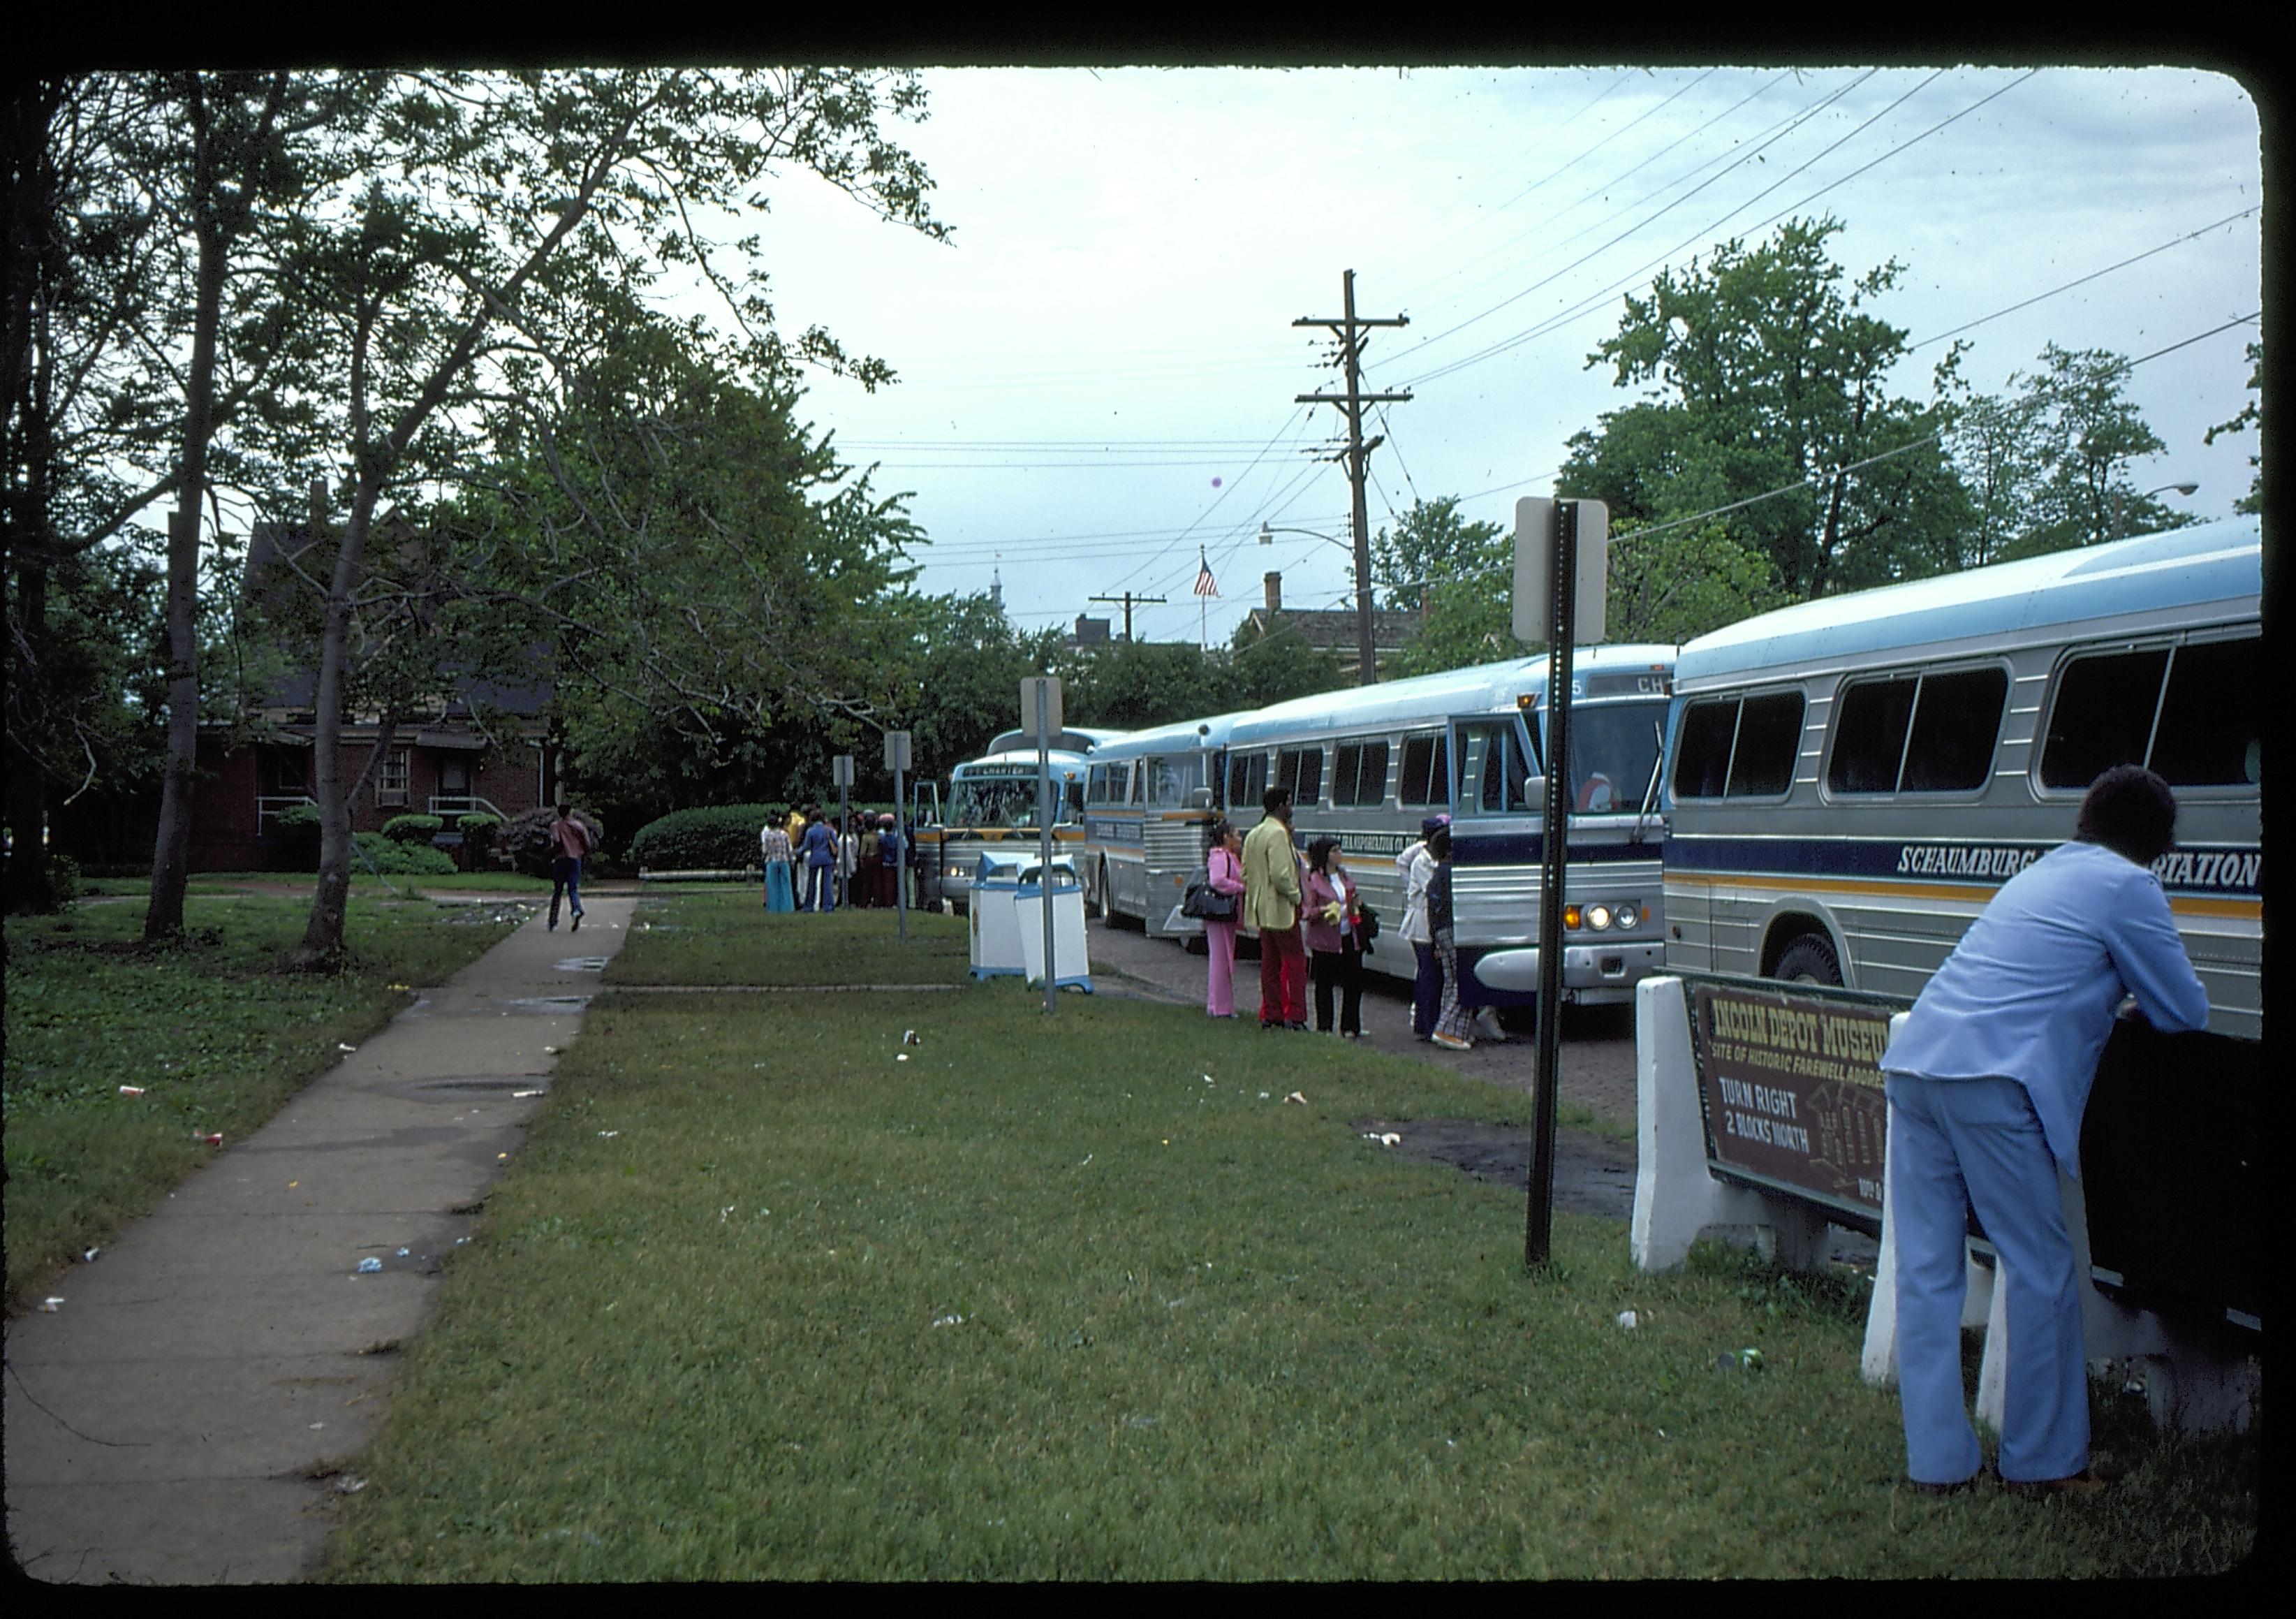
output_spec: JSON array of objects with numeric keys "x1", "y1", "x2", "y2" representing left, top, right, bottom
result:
[{"x1": 1661, "y1": 515, "x2": 2262, "y2": 1039}]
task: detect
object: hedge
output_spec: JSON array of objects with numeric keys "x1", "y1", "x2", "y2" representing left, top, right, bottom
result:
[
  {"x1": 353, "y1": 831, "x2": 457, "y2": 875},
  {"x1": 626, "y1": 805, "x2": 777, "y2": 872},
  {"x1": 382, "y1": 813, "x2": 445, "y2": 845}
]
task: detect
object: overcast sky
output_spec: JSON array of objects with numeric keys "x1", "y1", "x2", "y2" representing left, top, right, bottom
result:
[{"x1": 737, "y1": 64, "x2": 2261, "y2": 647}]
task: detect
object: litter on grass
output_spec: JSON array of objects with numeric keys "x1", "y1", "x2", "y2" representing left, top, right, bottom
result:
[
  {"x1": 357, "y1": 1258, "x2": 383, "y2": 1274},
  {"x1": 932, "y1": 1314, "x2": 965, "y2": 1328},
  {"x1": 1361, "y1": 1131, "x2": 1401, "y2": 1147},
  {"x1": 81, "y1": 1248, "x2": 100, "y2": 1263},
  {"x1": 512, "y1": 1089, "x2": 544, "y2": 1098},
  {"x1": 338, "y1": 1043, "x2": 357, "y2": 1053},
  {"x1": 37, "y1": 1298, "x2": 63, "y2": 1312},
  {"x1": 598, "y1": 1131, "x2": 619, "y2": 1138},
  {"x1": 1714, "y1": 1347, "x2": 1764, "y2": 1373},
  {"x1": 334, "y1": 1477, "x2": 367, "y2": 1495},
  {"x1": 1283, "y1": 1092, "x2": 1307, "y2": 1105},
  {"x1": 193, "y1": 1132, "x2": 223, "y2": 1146},
  {"x1": 904, "y1": 1030, "x2": 921, "y2": 1046},
  {"x1": 118, "y1": 1085, "x2": 145, "y2": 1097},
  {"x1": 897, "y1": 1053, "x2": 911, "y2": 1062},
  {"x1": 1617, "y1": 1310, "x2": 1640, "y2": 1330}
]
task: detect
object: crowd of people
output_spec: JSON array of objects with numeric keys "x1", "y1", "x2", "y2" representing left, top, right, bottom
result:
[
  {"x1": 1201, "y1": 786, "x2": 1475, "y2": 1048},
  {"x1": 758, "y1": 805, "x2": 910, "y2": 914}
]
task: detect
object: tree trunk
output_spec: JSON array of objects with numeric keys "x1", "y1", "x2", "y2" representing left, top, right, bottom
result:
[
  {"x1": 4, "y1": 560, "x2": 55, "y2": 913},
  {"x1": 290, "y1": 480, "x2": 380, "y2": 972},
  {"x1": 4, "y1": 85, "x2": 60, "y2": 914},
  {"x1": 145, "y1": 85, "x2": 227, "y2": 943}
]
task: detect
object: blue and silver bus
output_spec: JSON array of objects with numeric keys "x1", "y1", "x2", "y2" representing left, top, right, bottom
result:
[
  {"x1": 915, "y1": 727, "x2": 1119, "y2": 914},
  {"x1": 1661, "y1": 515, "x2": 2262, "y2": 1039},
  {"x1": 1078, "y1": 710, "x2": 1251, "y2": 937}
]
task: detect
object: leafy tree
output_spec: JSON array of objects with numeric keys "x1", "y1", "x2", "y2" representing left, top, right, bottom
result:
[
  {"x1": 244, "y1": 68, "x2": 946, "y2": 970},
  {"x1": 1224, "y1": 616, "x2": 1351, "y2": 709},
  {"x1": 1946, "y1": 343, "x2": 2194, "y2": 562},
  {"x1": 2204, "y1": 339, "x2": 2261, "y2": 516},
  {"x1": 1561, "y1": 216, "x2": 1972, "y2": 601},
  {"x1": 1369, "y1": 496, "x2": 1506, "y2": 615},
  {"x1": 1605, "y1": 522, "x2": 1793, "y2": 647},
  {"x1": 1057, "y1": 636, "x2": 1231, "y2": 732}
]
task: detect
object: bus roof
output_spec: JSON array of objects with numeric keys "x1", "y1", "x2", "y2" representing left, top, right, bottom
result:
[
  {"x1": 983, "y1": 726, "x2": 1119, "y2": 756},
  {"x1": 956, "y1": 749, "x2": 1094, "y2": 775},
  {"x1": 1228, "y1": 643, "x2": 1678, "y2": 747},
  {"x1": 1675, "y1": 517, "x2": 2262, "y2": 688},
  {"x1": 1085, "y1": 709, "x2": 1256, "y2": 760}
]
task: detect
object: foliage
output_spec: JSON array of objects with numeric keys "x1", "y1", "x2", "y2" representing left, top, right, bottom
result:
[
  {"x1": 2203, "y1": 339, "x2": 2262, "y2": 517},
  {"x1": 353, "y1": 830, "x2": 455, "y2": 875},
  {"x1": 274, "y1": 800, "x2": 321, "y2": 831},
  {"x1": 1606, "y1": 522, "x2": 1795, "y2": 647},
  {"x1": 1223, "y1": 616, "x2": 1353, "y2": 709},
  {"x1": 1370, "y1": 496, "x2": 1508, "y2": 615},
  {"x1": 1056, "y1": 636, "x2": 1232, "y2": 732},
  {"x1": 382, "y1": 813, "x2": 444, "y2": 846},
  {"x1": 626, "y1": 805, "x2": 779, "y2": 872},
  {"x1": 455, "y1": 812, "x2": 500, "y2": 845},
  {"x1": 1945, "y1": 344, "x2": 2195, "y2": 564},
  {"x1": 501, "y1": 806, "x2": 607, "y2": 879},
  {"x1": 1561, "y1": 216, "x2": 1972, "y2": 601}
]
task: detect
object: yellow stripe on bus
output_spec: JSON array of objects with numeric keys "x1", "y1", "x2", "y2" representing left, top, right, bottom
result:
[{"x1": 1666, "y1": 870, "x2": 2260, "y2": 921}]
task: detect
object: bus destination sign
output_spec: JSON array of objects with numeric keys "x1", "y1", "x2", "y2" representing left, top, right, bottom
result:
[{"x1": 1680, "y1": 974, "x2": 1910, "y2": 1229}]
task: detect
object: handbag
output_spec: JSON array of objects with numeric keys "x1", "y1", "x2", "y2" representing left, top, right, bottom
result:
[
  {"x1": 1182, "y1": 870, "x2": 1236, "y2": 921},
  {"x1": 1355, "y1": 902, "x2": 1380, "y2": 953}
]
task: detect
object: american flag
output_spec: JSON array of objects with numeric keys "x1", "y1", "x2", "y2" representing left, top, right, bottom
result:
[{"x1": 1193, "y1": 552, "x2": 1219, "y2": 597}]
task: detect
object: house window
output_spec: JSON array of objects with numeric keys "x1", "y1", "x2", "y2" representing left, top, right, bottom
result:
[{"x1": 376, "y1": 747, "x2": 411, "y2": 807}]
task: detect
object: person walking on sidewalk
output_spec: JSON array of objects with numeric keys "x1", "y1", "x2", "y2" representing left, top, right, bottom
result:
[
  {"x1": 1242, "y1": 786, "x2": 1307, "y2": 1030},
  {"x1": 1302, "y1": 835, "x2": 1364, "y2": 1038},
  {"x1": 1426, "y1": 826, "x2": 1475, "y2": 1050},
  {"x1": 1202, "y1": 819, "x2": 1246, "y2": 1018},
  {"x1": 547, "y1": 804, "x2": 592, "y2": 933},
  {"x1": 760, "y1": 808, "x2": 796, "y2": 914},
  {"x1": 1879, "y1": 764, "x2": 2209, "y2": 1498}
]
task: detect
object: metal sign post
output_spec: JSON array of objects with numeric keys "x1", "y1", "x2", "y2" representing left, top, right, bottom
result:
[
  {"x1": 1528, "y1": 501, "x2": 1578, "y2": 1270},
  {"x1": 1023, "y1": 676, "x2": 1062, "y2": 1015},
  {"x1": 832, "y1": 753, "x2": 854, "y2": 911},
  {"x1": 886, "y1": 731, "x2": 912, "y2": 944}
]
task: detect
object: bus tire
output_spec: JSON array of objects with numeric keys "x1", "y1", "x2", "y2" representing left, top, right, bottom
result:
[
  {"x1": 1773, "y1": 932, "x2": 1843, "y2": 987},
  {"x1": 1096, "y1": 860, "x2": 1115, "y2": 924}
]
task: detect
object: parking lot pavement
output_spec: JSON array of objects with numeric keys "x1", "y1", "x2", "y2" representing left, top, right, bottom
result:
[{"x1": 1077, "y1": 918, "x2": 1641, "y2": 1130}]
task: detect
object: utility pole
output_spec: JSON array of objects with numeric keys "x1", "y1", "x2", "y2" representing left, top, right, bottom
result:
[
  {"x1": 1296, "y1": 269, "x2": 1411, "y2": 685},
  {"x1": 1088, "y1": 591, "x2": 1166, "y2": 643}
]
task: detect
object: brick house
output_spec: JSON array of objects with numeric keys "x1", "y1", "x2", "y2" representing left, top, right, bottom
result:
[
  {"x1": 1242, "y1": 570, "x2": 1422, "y2": 681},
  {"x1": 188, "y1": 520, "x2": 559, "y2": 872}
]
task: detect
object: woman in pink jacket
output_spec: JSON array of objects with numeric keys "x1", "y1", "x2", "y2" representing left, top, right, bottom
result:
[
  {"x1": 1203, "y1": 819, "x2": 1246, "y2": 1018},
  {"x1": 1302, "y1": 835, "x2": 1364, "y2": 1038}
]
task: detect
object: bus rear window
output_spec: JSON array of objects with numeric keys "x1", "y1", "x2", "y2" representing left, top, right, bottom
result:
[
  {"x1": 2149, "y1": 636, "x2": 2261, "y2": 787},
  {"x1": 2040, "y1": 649, "x2": 2170, "y2": 790}
]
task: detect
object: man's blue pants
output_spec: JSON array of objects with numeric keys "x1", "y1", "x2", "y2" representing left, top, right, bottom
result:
[
  {"x1": 1885, "y1": 1074, "x2": 2089, "y2": 1486},
  {"x1": 1411, "y1": 941, "x2": 1441, "y2": 1037}
]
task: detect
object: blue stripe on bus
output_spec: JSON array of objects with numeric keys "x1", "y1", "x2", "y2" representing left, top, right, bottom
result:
[{"x1": 1665, "y1": 835, "x2": 2262, "y2": 900}]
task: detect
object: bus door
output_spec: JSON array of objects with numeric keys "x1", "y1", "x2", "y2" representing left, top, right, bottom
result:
[
  {"x1": 1445, "y1": 713, "x2": 1540, "y2": 821},
  {"x1": 911, "y1": 778, "x2": 945, "y2": 907}
]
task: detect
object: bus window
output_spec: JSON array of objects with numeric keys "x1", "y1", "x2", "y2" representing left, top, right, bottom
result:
[
  {"x1": 1900, "y1": 667, "x2": 2008, "y2": 792},
  {"x1": 2040, "y1": 648, "x2": 2170, "y2": 790},
  {"x1": 1332, "y1": 743, "x2": 1362, "y2": 804},
  {"x1": 1567, "y1": 701, "x2": 1666, "y2": 812},
  {"x1": 1128, "y1": 763, "x2": 1145, "y2": 805},
  {"x1": 1398, "y1": 735, "x2": 1448, "y2": 805},
  {"x1": 1148, "y1": 754, "x2": 1205, "y2": 807},
  {"x1": 1087, "y1": 765, "x2": 1112, "y2": 806},
  {"x1": 1725, "y1": 692, "x2": 1803, "y2": 798},
  {"x1": 1228, "y1": 752, "x2": 1267, "y2": 808},
  {"x1": 1671, "y1": 698, "x2": 1738, "y2": 800},
  {"x1": 1455, "y1": 721, "x2": 1531, "y2": 813},
  {"x1": 1277, "y1": 747, "x2": 1323, "y2": 806},
  {"x1": 2149, "y1": 636, "x2": 2261, "y2": 787},
  {"x1": 1065, "y1": 779, "x2": 1086, "y2": 821},
  {"x1": 1331, "y1": 740, "x2": 1389, "y2": 806},
  {"x1": 1827, "y1": 677, "x2": 1918, "y2": 793}
]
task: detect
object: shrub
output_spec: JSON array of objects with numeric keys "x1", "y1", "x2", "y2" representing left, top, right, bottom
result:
[
  {"x1": 501, "y1": 806, "x2": 608, "y2": 879},
  {"x1": 383, "y1": 813, "x2": 445, "y2": 846},
  {"x1": 455, "y1": 812, "x2": 501, "y2": 843},
  {"x1": 47, "y1": 852, "x2": 83, "y2": 904},
  {"x1": 274, "y1": 802, "x2": 322, "y2": 832},
  {"x1": 353, "y1": 831, "x2": 457, "y2": 876},
  {"x1": 626, "y1": 805, "x2": 777, "y2": 872}
]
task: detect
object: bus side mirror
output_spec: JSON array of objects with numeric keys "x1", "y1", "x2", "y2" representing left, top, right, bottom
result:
[{"x1": 1190, "y1": 787, "x2": 1213, "y2": 809}]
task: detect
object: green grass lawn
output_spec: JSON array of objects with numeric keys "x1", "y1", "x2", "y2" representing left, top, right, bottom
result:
[
  {"x1": 2, "y1": 893, "x2": 519, "y2": 1304},
  {"x1": 605, "y1": 891, "x2": 972, "y2": 986},
  {"x1": 82, "y1": 871, "x2": 556, "y2": 900},
  {"x1": 323, "y1": 969, "x2": 2255, "y2": 1579}
]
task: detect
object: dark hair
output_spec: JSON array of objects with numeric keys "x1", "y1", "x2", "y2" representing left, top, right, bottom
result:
[
  {"x1": 1262, "y1": 785, "x2": 1293, "y2": 816},
  {"x1": 554, "y1": 803, "x2": 570, "y2": 817},
  {"x1": 1427, "y1": 825, "x2": 1452, "y2": 860},
  {"x1": 2075, "y1": 765, "x2": 2177, "y2": 867},
  {"x1": 1307, "y1": 835, "x2": 1341, "y2": 872},
  {"x1": 1205, "y1": 818, "x2": 1234, "y2": 851}
]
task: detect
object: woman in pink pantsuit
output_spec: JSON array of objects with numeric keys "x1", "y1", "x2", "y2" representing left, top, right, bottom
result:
[{"x1": 1203, "y1": 820, "x2": 1246, "y2": 1017}]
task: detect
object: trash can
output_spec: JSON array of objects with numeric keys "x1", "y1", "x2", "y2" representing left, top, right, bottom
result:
[
  {"x1": 1017, "y1": 858, "x2": 1092, "y2": 992},
  {"x1": 967, "y1": 849, "x2": 1031, "y2": 979}
]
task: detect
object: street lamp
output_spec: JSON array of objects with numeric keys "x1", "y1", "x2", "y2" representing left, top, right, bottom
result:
[
  {"x1": 1260, "y1": 521, "x2": 1376, "y2": 683},
  {"x1": 2114, "y1": 481, "x2": 2199, "y2": 542}
]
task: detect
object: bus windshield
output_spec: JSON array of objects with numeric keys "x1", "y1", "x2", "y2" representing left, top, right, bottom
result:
[
  {"x1": 1557, "y1": 700, "x2": 1668, "y2": 814},
  {"x1": 1147, "y1": 754, "x2": 1207, "y2": 807},
  {"x1": 949, "y1": 774, "x2": 1077, "y2": 828}
]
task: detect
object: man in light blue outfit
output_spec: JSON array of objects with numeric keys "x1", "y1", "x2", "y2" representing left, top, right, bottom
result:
[{"x1": 1881, "y1": 765, "x2": 2209, "y2": 1497}]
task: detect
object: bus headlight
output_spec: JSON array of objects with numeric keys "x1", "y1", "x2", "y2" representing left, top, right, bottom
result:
[
  {"x1": 1587, "y1": 904, "x2": 1612, "y2": 931},
  {"x1": 1614, "y1": 903, "x2": 1639, "y2": 929}
]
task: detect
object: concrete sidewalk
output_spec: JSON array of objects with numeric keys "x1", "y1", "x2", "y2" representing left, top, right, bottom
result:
[{"x1": 5, "y1": 898, "x2": 637, "y2": 1585}]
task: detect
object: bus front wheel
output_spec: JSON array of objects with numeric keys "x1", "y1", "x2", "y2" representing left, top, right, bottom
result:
[{"x1": 1772, "y1": 932, "x2": 1843, "y2": 987}]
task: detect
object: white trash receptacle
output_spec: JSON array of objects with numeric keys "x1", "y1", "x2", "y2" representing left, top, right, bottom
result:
[
  {"x1": 1016, "y1": 858, "x2": 1092, "y2": 992},
  {"x1": 968, "y1": 849, "x2": 1031, "y2": 979}
]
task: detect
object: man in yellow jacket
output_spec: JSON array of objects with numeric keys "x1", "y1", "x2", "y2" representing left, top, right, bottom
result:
[{"x1": 1242, "y1": 786, "x2": 1308, "y2": 1030}]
